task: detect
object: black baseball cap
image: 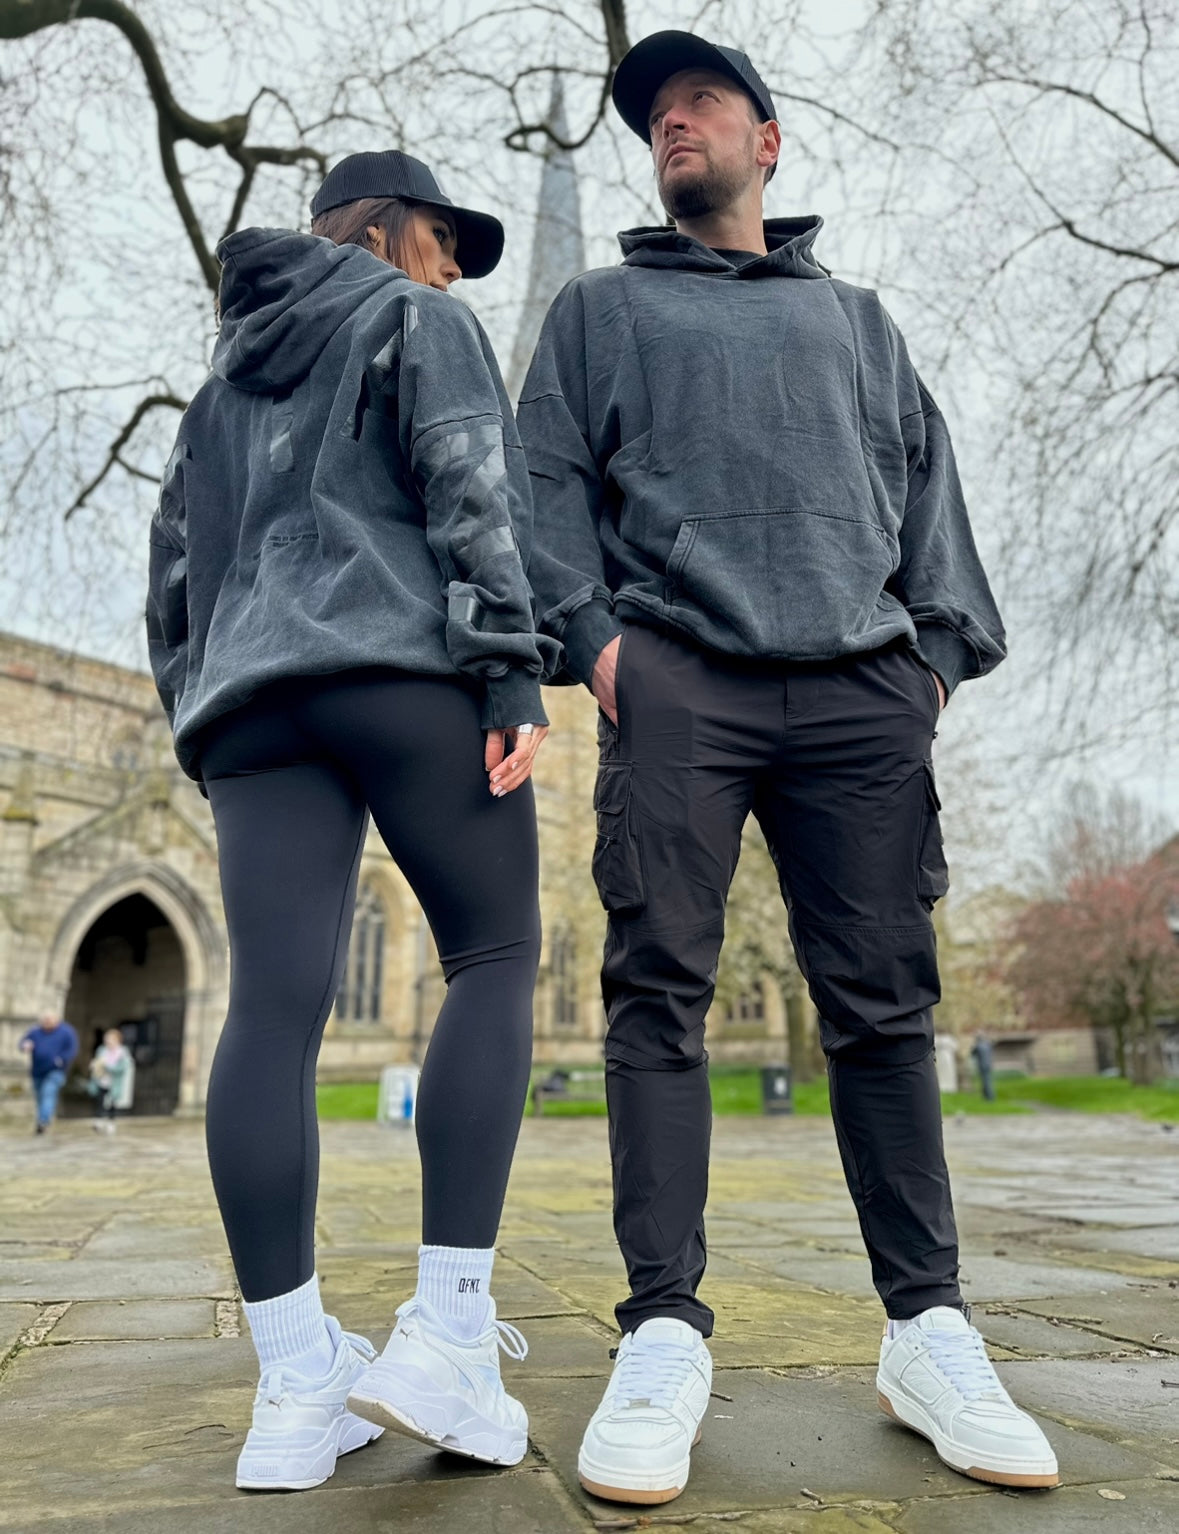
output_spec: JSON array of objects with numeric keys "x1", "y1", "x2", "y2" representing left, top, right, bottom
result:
[
  {"x1": 612, "y1": 31, "x2": 777, "y2": 144},
  {"x1": 310, "y1": 151, "x2": 505, "y2": 279}
]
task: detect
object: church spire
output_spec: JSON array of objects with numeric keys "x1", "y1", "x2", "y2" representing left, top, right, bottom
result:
[{"x1": 506, "y1": 72, "x2": 587, "y2": 401}]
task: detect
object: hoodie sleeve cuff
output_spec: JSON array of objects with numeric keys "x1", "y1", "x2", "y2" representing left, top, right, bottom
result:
[
  {"x1": 561, "y1": 599, "x2": 624, "y2": 689},
  {"x1": 912, "y1": 624, "x2": 976, "y2": 699},
  {"x1": 481, "y1": 671, "x2": 549, "y2": 730}
]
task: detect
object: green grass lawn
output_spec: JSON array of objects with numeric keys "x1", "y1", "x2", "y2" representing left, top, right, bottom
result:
[{"x1": 316, "y1": 1071, "x2": 1179, "y2": 1123}]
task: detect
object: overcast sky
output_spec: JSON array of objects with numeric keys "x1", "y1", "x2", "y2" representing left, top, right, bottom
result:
[{"x1": 1, "y1": 0, "x2": 1174, "y2": 892}]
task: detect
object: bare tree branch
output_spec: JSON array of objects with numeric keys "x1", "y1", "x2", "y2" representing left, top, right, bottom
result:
[
  {"x1": 977, "y1": 70, "x2": 1179, "y2": 172},
  {"x1": 0, "y1": 0, "x2": 325, "y2": 288},
  {"x1": 65, "y1": 392, "x2": 186, "y2": 519}
]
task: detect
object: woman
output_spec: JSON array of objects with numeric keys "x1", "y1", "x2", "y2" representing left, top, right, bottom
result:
[
  {"x1": 147, "y1": 151, "x2": 559, "y2": 1493},
  {"x1": 89, "y1": 1027, "x2": 133, "y2": 1133}
]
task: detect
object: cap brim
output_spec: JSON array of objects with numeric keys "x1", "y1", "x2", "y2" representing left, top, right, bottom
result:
[
  {"x1": 612, "y1": 31, "x2": 761, "y2": 142},
  {"x1": 408, "y1": 198, "x2": 505, "y2": 280}
]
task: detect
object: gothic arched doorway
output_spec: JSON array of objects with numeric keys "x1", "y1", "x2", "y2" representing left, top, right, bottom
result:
[{"x1": 62, "y1": 893, "x2": 187, "y2": 1115}]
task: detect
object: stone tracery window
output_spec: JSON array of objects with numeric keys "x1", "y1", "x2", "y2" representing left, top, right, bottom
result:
[
  {"x1": 336, "y1": 882, "x2": 386, "y2": 1025},
  {"x1": 726, "y1": 984, "x2": 766, "y2": 1029}
]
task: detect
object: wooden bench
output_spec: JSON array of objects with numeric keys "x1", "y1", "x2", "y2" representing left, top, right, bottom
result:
[{"x1": 530, "y1": 1068, "x2": 605, "y2": 1115}]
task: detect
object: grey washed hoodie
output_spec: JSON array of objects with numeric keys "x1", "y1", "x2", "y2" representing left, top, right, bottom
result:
[
  {"x1": 147, "y1": 228, "x2": 557, "y2": 780},
  {"x1": 516, "y1": 217, "x2": 1005, "y2": 694}
]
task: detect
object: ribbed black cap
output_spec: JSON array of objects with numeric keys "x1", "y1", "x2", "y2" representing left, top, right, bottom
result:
[
  {"x1": 612, "y1": 31, "x2": 777, "y2": 144},
  {"x1": 311, "y1": 151, "x2": 505, "y2": 279}
]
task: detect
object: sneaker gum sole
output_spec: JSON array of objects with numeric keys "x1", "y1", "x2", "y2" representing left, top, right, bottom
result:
[
  {"x1": 877, "y1": 1390, "x2": 1060, "y2": 1489},
  {"x1": 346, "y1": 1388, "x2": 526, "y2": 1467},
  {"x1": 577, "y1": 1425, "x2": 703, "y2": 1505}
]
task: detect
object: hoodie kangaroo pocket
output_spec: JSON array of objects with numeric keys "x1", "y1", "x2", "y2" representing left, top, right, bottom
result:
[
  {"x1": 667, "y1": 508, "x2": 895, "y2": 655},
  {"x1": 592, "y1": 762, "x2": 646, "y2": 915}
]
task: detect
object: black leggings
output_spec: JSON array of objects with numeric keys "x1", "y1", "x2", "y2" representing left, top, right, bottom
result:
[{"x1": 199, "y1": 671, "x2": 540, "y2": 1302}]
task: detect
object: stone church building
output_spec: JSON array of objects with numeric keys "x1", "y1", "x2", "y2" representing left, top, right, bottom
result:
[
  {"x1": 0, "y1": 630, "x2": 789, "y2": 1114},
  {"x1": 0, "y1": 88, "x2": 794, "y2": 1113}
]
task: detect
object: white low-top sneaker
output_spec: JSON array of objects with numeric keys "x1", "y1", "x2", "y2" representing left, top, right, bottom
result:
[
  {"x1": 235, "y1": 1316, "x2": 385, "y2": 1491},
  {"x1": 578, "y1": 1317, "x2": 712, "y2": 1505},
  {"x1": 345, "y1": 1297, "x2": 529, "y2": 1466},
  {"x1": 877, "y1": 1306, "x2": 1059, "y2": 1487}
]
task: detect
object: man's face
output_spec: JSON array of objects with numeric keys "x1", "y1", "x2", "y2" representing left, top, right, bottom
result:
[
  {"x1": 649, "y1": 69, "x2": 764, "y2": 221},
  {"x1": 40, "y1": 1013, "x2": 59, "y2": 1031}
]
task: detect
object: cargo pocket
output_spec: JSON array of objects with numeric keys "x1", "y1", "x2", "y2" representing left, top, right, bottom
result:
[
  {"x1": 916, "y1": 761, "x2": 950, "y2": 909},
  {"x1": 592, "y1": 762, "x2": 645, "y2": 914}
]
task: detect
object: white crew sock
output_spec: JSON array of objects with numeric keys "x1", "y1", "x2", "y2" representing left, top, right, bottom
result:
[
  {"x1": 242, "y1": 1272, "x2": 336, "y2": 1378},
  {"x1": 416, "y1": 1244, "x2": 495, "y2": 1340}
]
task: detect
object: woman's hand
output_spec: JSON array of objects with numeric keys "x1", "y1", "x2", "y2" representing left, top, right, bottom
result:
[{"x1": 485, "y1": 725, "x2": 549, "y2": 796}]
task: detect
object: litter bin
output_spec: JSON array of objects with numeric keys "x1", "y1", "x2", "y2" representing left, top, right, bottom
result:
[
  {"x1": 760, "y1": 1065, "x2": 793, "y2": 1115},
  {"x1": 377, "y1": 1066, "x2": 420, "y2": 1127}
]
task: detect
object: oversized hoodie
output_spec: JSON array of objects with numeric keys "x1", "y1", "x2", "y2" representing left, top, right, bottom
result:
[
  {"x1": 147, "y1": 228, "x2": 557, "y2": 779},
  {"x1": 516, "y1": 217, "x2": 1005, "y2": 695}
]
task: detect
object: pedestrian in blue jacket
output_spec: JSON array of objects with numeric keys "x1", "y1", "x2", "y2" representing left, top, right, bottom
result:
[
  {"x1": 20, "y1": 1013, "x2": 79, "y2": 1134},
  {"x1": 147, "y1": 152, "x2": 556, "y2": 1493},
  {"x1": 517, "y1": 29, "x2": 1057, "y2": 1505}
]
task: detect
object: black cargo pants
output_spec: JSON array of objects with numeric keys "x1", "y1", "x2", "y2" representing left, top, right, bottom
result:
[{"x1": 594, "y1": 623, "x2": 962, "y2": 1336}]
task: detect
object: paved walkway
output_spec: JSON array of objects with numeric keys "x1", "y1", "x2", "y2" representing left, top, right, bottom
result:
[{"x1": 1, "y1": 1108, "x2": 1178, "y2": 1531}]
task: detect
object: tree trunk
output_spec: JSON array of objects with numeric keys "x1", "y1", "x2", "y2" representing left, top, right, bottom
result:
[
  {"x1": 1130, "y1": 976, "x2": 1162, "y2": 1086},
  {"x1": 786, "y1": 989, "x2": 821, "y2": 1084}
]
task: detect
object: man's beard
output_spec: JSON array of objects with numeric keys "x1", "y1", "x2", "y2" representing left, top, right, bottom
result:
[{"x1": 659, "y1": 155, "x2": 749, "y2": 221}]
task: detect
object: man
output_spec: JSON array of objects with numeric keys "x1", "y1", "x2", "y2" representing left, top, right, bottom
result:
[
  {"x1": 518, "y1": 29, "x2": 1058, "y2": 1506},
  {"x1": 971, "y1": 1032, "x2": 997, "y2": 1101},
  {"x1": 20, "y1": 1011, "x2": 79, "y2": 1135}
]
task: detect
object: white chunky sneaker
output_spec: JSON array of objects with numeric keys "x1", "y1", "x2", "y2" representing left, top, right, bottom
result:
[
  {"x1": 877, "y1": 1306, "x2": 1059, "y2": 1487},
  {"x1": 346, "y1": 1297, "x2": 529, "y2": 1466},
  {"x1": 235, "y1": 1316, "x2": 385, "y2": 1491},
  {"x1": 578, "y1": 1317, "x2": 712, "y2": 1505}
]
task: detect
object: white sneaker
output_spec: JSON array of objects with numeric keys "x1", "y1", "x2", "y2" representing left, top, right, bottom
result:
[
  {"x1": 235, "y1": 1316, "x2": 384, "y2": 1491},
  {"x1": 578, "y1": 1317, "x2": 712, "y2": 1505},
  {"x1": 877, "y1": 1306, "x2": 1059, "y2": 1487},
  {"x1": 346, "y1": 1297, "x2": 529, "y2": 1466}
]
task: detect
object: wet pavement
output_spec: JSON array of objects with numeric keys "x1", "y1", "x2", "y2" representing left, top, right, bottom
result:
[{"x1": 1, "y1": 1107, "x2": 1177, "y2": 1531}]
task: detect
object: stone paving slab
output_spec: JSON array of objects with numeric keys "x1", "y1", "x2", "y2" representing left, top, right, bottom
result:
[
  {"x1": 970, "y1": 1305, "x2": 1150, "y2": 1359},
  {"x1": 81, "y1": 1217, "x2": 226, "y2": 1261},
  {"x1": 1016, "y1": 1290, "x2": 1179, "y2": 1354},
  {"x1": 0, "y1": 1257, "x2": 235, "y2": 1302},
  {"x1": 1046, "y1": 1225, "x2": 1179, "y2": 1261},
  {"x1": 0, "y1": 1303, "x2": 37, "y2": 1361},
  {"x1": 2, "y1": 1111, "x2": 1178, "y2": 1531},
  {"x1": 0, "y1": 1336, "x2": 551, "y2": 1527},
  {"x1": 995, "y1": 1359, "x2": 1179, "y2": 1459},
  {"x1": 954, "y1": 1252, "x2": 1141, "y2": 1301},
  {"x1": 724, "y1": 1249, "x2": 879, "y2": 1299},
  {"x1": 526, "y1": 1365, "x2": 1168, "y2": 1520},
  {"x1": 896, "y1": 1479, "x2": 1179, "y2": 1533},
  {"x1": 641, "y1": 1511, "x2": 903, "y2": 1534},
  {"x1": 0, "y1": 1241, "x2": 78, "y2": 1262},
  {"x1": 50, "y1": 1299, "x2": 217, "y2": 1341},
  {"x1": 10, "y1": 1467, "x2": 591, "y2": 1533}
]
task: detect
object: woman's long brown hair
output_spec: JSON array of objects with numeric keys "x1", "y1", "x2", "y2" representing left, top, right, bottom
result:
[{"x1": 311, "y1": 196, "x2": 431, "y2": 282}]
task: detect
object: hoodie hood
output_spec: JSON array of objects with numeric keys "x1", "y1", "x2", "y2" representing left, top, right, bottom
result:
[
  {"x1": 213, "y1": 228, "x2": 402, "y2": 393},
  {"x1": 618, "y1": 215, "x2": 826, "y2": 279}
]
